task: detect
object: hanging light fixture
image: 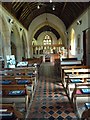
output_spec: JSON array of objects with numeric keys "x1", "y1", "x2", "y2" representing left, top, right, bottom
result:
[
  {"x1": 50, "y1": 0, "x2": 52, "y2": 3},
  {"x1": 37, "y1": 4, "x2": 40, "y2": 9},
  {"x1": 52, "y1": 5, "x2": 55, "y2": 11}
]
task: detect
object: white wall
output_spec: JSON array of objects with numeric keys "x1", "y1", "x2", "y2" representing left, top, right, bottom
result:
[{"x1": 67, "y1": 7, "x2": 89, "y2": 60}]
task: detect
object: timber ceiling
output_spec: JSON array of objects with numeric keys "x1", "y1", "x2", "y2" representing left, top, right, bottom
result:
[{"x1": 2, "y1": 2, "x2": 90, "y2": 30}]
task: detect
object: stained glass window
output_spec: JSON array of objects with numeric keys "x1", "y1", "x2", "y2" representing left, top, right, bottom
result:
[{"x1": 43, "y1": 35, "x2": 52, "y2": 45}]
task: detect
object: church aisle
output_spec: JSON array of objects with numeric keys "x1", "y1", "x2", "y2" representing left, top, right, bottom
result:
[{"x1": 26, "y1": 62, "x2": 77, "y2": 119}]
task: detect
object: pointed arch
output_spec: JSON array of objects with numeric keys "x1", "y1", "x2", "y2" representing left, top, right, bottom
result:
[
  {"x1": 0, "y1": 14, "x2": 10, "y2": 60},
  {"x1": 10, "y1": 24, "x2": 21, "y2": 61}
]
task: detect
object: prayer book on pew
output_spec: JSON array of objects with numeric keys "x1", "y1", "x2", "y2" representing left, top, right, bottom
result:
[
  {"x1": 1, "y1": 80, "x2": 12, "y2": 85},
  {"x1": 85, "y1": 103, "x2": 90, "y2": 109},
  {"x1": 8, "y1": 90, "x2": 25, "y2": 96},
  {"x1": 70, "y1": 79, "x2": 83, "y2": 83},
  {"x1": 81, "y1": 88, "x2": 90, "y2": 94},
  {"x1": 0, "y1": 112, "x2": 13, "y2": 116},
  {"x1": 17, "y1": 80, "x2": 29, "y2": 84}
]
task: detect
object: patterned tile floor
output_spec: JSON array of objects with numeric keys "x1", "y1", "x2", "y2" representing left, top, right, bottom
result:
[{"x1": 26, "y1": 62, "x2": 77, "y2": 120}]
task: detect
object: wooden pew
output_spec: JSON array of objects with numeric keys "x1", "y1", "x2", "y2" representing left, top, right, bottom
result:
[
  {"x1": 1, "y1": 66, "x2": 38, "y2": 87},
  {"x1": 66, "y1": 73, "x2": 90, "y2": 98},
  {"x1": 22, "y1": 57, "x2": 42, "y2": 65},
  {"x1": 60, "y1": 58, "x2": 82, "y2": 79},
  {"x1": 0, "y1": 66, "x2": 39, "y2": 110},
  {"x1": 62, "y1": 58, "x2": 77, "y2": 61},
  {"x1": 63, "y1": 68, "x2": 90, "y2": 88},
  {"x1": 0, "y1": 69, "x2": 14, "y2": 77},
  {"x1": 72, "y1": 83, "x2": 90, "y2": 119},
  {"x1": 16, "y1": 67, "x2": 38, "y2": 80},
  {"x1": 64, "y1": 68, "x2": 90, "y2": 74},
  {"x1": 72, "y1": 83, "x2": 90, "y2": 102},
  {"x1": 1, "y1": 85, "x2": 29, "y2": 111},
  {"x1": 1, "y1": 66, "x2": 38, "y2": 88},
  {"x1": 81, "y1": 108, "x2": 90, "y2": 119},
  {"x1": 61, "y1": 60, "x2": 82, "y2": 66},
  {"x1": 0, "y1": 103, "x2": 23, "y2": 119},
  {"x1": 1, "y1": 76, "x2": 35, "y2": 97},
  {"x1": 66, "y1": 79, "x2": 90, "y2": 99},
  {"x1": 61, "y1": 66, "x2": 90, "y2": 87},
  {"x1": 67, "y1": 74, "x2": 90, "y2": 79},
  {"x1": 61, "y1": 65, "x2": 90, "y2": 78},
  {"x1": 61, "y1": 67, "x2": 90, "y2": 100},
  {"x1": 1, "y1": 66, "x2": 37, "y2": 77},
  {"x1": 61, "y1": 65, "x2": 90, "y2": 87}
]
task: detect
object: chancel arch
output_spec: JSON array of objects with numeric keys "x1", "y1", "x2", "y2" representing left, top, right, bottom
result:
[{"x1": 28, "y1": 13, "x2": 67, "y2": 57}]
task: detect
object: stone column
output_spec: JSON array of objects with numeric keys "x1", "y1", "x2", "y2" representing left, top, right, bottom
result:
[{"x1": 3, "y1": 31, "x2": 11, "y2": 67}]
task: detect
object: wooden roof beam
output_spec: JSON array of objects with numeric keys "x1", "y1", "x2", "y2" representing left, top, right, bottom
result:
[
  {"x1": 74, "y1": 3, "x2": 82, "y2": 10},
  {"x1": 60, "y1": 2, "x2": 67, "y2": 17}
]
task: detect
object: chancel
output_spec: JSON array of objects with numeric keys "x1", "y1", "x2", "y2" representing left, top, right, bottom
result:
[{"x1": 0, "y1": 1, "x2": 90, "y2": 120}]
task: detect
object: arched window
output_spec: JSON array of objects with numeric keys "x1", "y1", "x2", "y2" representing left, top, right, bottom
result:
[
  {"x1": 71, "y1": 28, "x2": 76, "y2": 55},
  {"x1": 43, "y1": 34, "x2": 52, "y2": 45}
]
